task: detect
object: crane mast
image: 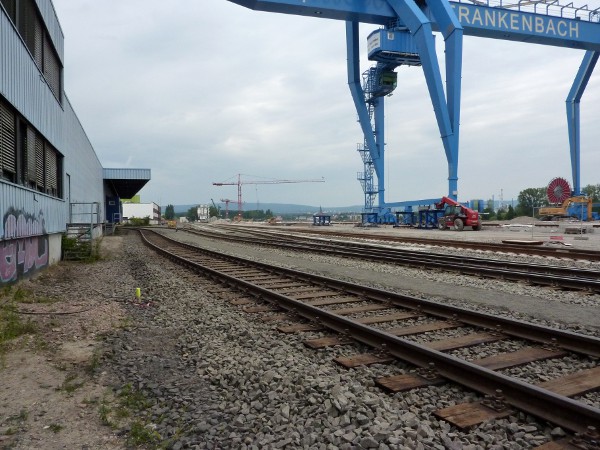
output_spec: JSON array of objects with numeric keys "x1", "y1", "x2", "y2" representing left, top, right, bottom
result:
[{"x1": 213, "y1": 174, "x2": 325, "y2": 219}]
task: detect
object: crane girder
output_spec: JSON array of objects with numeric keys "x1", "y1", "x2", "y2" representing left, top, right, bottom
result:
[{"x1": 227, "y1": 0, "x2": 600, "y2": 50}]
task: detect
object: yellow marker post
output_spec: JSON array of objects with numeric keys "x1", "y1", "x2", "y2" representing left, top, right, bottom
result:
[{"x1": 135, "y1": 288, "x2": 141, "y2": 299}]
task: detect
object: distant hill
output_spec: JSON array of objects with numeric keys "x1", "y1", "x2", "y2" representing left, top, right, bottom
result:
[{"x1": 166, "y1": 203, "x2": 364, "y2": 215}]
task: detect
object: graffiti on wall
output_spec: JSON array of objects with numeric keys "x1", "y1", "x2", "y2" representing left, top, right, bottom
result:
[{"x1": 1, "y1": 208, "x2": 48, "y2": 283}]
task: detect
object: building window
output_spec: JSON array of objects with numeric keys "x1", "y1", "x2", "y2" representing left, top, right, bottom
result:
[
  {"x1": 1, "y1": 0, "x2": 62, "y2": 103},
  {"x1": 0, "y1": 0, "x2": 16, "y2": 22},
  {"x1": 0, "y1": 96, "x2": 63, "y2": 199},
  {"x1": 0, "y1": 100, "x2": 17, "y2": 182}
]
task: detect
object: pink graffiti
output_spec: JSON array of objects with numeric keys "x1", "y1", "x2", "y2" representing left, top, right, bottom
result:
[
  {"x1": 0, "y1": 236, "x2": 48, "y2": 282},
  {"x1": 3, "y1": 211, "x2": 44, "y2": 239}
]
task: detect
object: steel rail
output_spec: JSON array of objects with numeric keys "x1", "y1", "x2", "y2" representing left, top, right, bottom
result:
[
  {"x1": 224, "y1": 225, "x2": 600, "y2": 261},
  {"x1": 193, "y1": 227, "x2": 600, "y2": 277},
  {"x1": 186, "y1": 227, "x2": 600, "y2": 292},
  {"x1": 155, "y1": 229, "x2": 600, "y2": 356},
  {"x1": 139, "y1": 229, "x2": 600, "y2": 433}
]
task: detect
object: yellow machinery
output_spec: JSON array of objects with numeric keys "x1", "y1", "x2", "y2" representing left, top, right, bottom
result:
[{"x1": 539, "y1": 196, "x2": 592, "y2": 221}]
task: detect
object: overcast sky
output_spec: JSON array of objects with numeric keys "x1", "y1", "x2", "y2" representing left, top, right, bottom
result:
[{"x1": 52, "y1": 0, "x2": 600, "y2": 208}]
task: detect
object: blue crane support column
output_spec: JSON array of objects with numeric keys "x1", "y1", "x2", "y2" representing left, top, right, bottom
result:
[
  {"x1": 427, "y1": 0, "x2": 463, "y2": 199},
  {"x1": 374, "y1": 95, "x2": 386, "y2": 205},
  {"x1": 346, "y1": 22, "x2": 385, "y2": 204},
  {"x1": 566, "y1": 50, "x2": 599, "y2": 196},
  {"x1": 387, "y1": 0, "x2": 461, "y2": 199}
]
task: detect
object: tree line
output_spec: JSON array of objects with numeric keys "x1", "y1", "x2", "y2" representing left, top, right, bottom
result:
[
  {"x1": 162, "y1": 183, "x2": 600, "y2": 223},
  {"x1": 484, "y1": 183, "x2": 600, "y2": 220},
  {"x1": 162, "y1": 204, "x2": 274, "y2": 222}
]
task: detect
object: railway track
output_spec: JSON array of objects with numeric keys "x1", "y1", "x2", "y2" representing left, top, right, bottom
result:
[
  {"x1": 225, "y1": 224, "x2": 600, "y2": 262},
  {"x1": 139, "y1": 229, "x2": 600, "y2": 444},
  {"x1": 182, "y1": 226, "x2": 600, "y2": 293}
]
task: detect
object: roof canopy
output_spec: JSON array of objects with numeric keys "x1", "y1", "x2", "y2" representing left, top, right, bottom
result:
[{"x1": 103, "y1": 168, "x2": 151, "y2": 199}]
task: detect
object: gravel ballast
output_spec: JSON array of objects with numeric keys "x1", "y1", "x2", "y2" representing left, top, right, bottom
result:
[
  {"x1": 4, "y1": 227, "x2": 598, "y2": 449},
  {"x1": 98, "y1": 229, "x2": 597, "y2": 448}
]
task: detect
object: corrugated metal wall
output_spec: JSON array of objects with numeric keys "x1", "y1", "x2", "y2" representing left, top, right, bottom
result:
[
  {"x1": 34, "y1": 0, "x2": 64, "y2": 63},
  {"x1": 103, "y1": 168, "x2": 152, "y2": 180},
  {"x1": 62, "y1": 95, "x2": 105, "y2": 221},
  {"x1": 0, "y1": 184, "x2": 67, "y2": 238},
  {"x1": 1, "y1": 1, "x2": 106, "y2": 240},
  {"x1": 0, "y1": 5, "x2": 63, "y2": 146}
]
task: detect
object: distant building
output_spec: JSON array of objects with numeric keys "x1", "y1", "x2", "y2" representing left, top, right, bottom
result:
[
  {"x1": 197, "y1": 204, "x2": 209, "y2": 222},
  {"x1": 122, "y1": 202, "x2": 161, "y2": 224}
]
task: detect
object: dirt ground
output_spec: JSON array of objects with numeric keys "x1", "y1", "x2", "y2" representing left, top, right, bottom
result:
[{"x1": 0, "y1": 238, "x2": 127, "y2": 450}]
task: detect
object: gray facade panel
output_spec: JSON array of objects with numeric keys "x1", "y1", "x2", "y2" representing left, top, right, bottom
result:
[
  {"x1": 0, "y1": 183, "x2": 67, "y2": 239},
  {"x1": 34, "y1": 0, "x2": 64, "y2": 63},
  {"x1": 1, "y1": 8, "x2": 105, "y2": 228},
  {"x1": 62, "y1": 98, "x2": 105, "y2": 222},
  {"x1": 1, "y1": 9, "x2": 63, "y2": 145},
  {"x1": 103, "y1": 168, "x2": 152, "y2": 180}
]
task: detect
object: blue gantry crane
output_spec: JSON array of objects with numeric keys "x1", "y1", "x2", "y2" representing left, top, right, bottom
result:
[{"x1": 226, "y1": 0, "x2": 600, "y2": 220}]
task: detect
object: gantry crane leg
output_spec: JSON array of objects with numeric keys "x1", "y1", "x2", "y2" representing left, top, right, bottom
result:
[
  {"x1": 346, "y1": 22, "x2": 386, "y2": 207},
  {"x1": 566, "y1": 50, "x2": 599, "y2": 196},
  {"x1": 347, "y1": 0, "x2": 464, "y2": 207},
  {"x1": 386, "y1": 0, "x2": 462, "y2": 200}
]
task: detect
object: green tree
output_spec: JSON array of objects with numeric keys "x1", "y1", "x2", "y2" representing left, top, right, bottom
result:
[
  {"x1": 209, "y1": 205, "x2": 220, "y2": 218},
  {"x1": 516, "y1": 187, "x2": 546, "y2": 216},
  {"x1": 505, "y1": 205, "x2": 516, "y2": 220},
  {"x1": 164, "y1": 204, "x2": 175, "y2": 220},
  {"x1": 582, "y1": 184, "x2": 600, "y2": 201},
  {"x1": 481, "y1": 199, "x2": 496, "y2": 221},
  {"x1": 186, "y1": 207, "x2": 197, "y2": 222}
]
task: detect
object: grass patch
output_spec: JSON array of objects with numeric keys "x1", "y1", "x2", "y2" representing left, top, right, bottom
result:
[
  {"x1": 62, "y1": 235, "x2": 102, "y2": 262},
  {"x1": 48, "y1": 423, "x2": 63, "y2": 433},
  {"x1": 58, "y1": 373, "x2": 85, "y2": 394},
  {"x1": 98, "y1": 385, "x2": 163, "y2": 446},
  {"x1": 0, "y1": 304, "x2": 37, "y2": 352},
  {"x1": 86, "y1": 350, "x2": 102, "y2": 375},
  {"x1": 128, "y1": 420, "x2": 160, "y2": 446},
  {"x1": 7, "y1": 409, "x2": 28, "y2": 423},
  {"x1": 99, "y1": 402, "x2": 113, "y2": 427},
  {"x1": 118, "y1": 384, "x2": 151, "y2": 411},
  {"x1": 3, "y1": 286, "x2": 56, "y2": 304}
]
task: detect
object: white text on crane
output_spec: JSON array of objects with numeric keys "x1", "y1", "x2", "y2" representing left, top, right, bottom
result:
[{"x1": 453, "y1": 4, "x2": 579, "y2": 39}]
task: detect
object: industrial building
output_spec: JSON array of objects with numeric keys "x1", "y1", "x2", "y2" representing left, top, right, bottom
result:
[
  {"x1": 122, "y1": 202, "x2": 161, "y2": 224},
  {"x1": 1, "y1": 0, "x2": 150, "y2": 284}
]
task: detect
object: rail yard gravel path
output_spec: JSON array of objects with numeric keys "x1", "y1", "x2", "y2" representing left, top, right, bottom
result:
[{"x1": 1, "y1": 227, "x2": 598, "y2": 449}]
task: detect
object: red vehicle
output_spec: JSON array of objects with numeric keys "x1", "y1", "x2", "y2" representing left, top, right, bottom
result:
[{"x1": 435, "y1": 196, "x2": 482, "y2": 231}]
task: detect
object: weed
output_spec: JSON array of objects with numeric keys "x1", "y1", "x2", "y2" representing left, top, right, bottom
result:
[
  {"x1": 118, "y1": 384, "x2": 150, "y2": 411},
  {"x1": 12, "y1": 287, "x2": 31, "y2": 303},
  {"x1": 128, "y1": 420, "x2": 160, "y2": 446},
  {"x1": 114, "y1": 406, "x2": 130, "y2": 419},
  {"x1": 7, "y1": 409, "x2": 28, "y2": 422},
  {"x1": 86, "y1": 350, "x2": 102, "y2": 375},
  {"x1": 48, "y1": 423, "x2": 63, "y2": 433},
  {"x1": 82, "y1": 396, "x2": 99, "y2": 405},
  {"x1": 62, "y1": 235, "x2": 101, "y2": 262},
  {"x1": 1, "y1": 285, "x2": 12, "y2": 298},
  {"x1": 0, "y1": 306, "x2": 36, "y2": 352},
  {"x1": 4, "y1": 427, "x2": 15, "y2": 435},
  {"x1": 99, "y1": 403, "x2": 113, "y2": 427},
  {"x1": 58, "y1": 373, "x2": 84, "y2": 393}
]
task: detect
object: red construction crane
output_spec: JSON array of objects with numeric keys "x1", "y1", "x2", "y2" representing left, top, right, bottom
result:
[{"x1": 213, "y1": 174, "x2": 325, "y2": 219}]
